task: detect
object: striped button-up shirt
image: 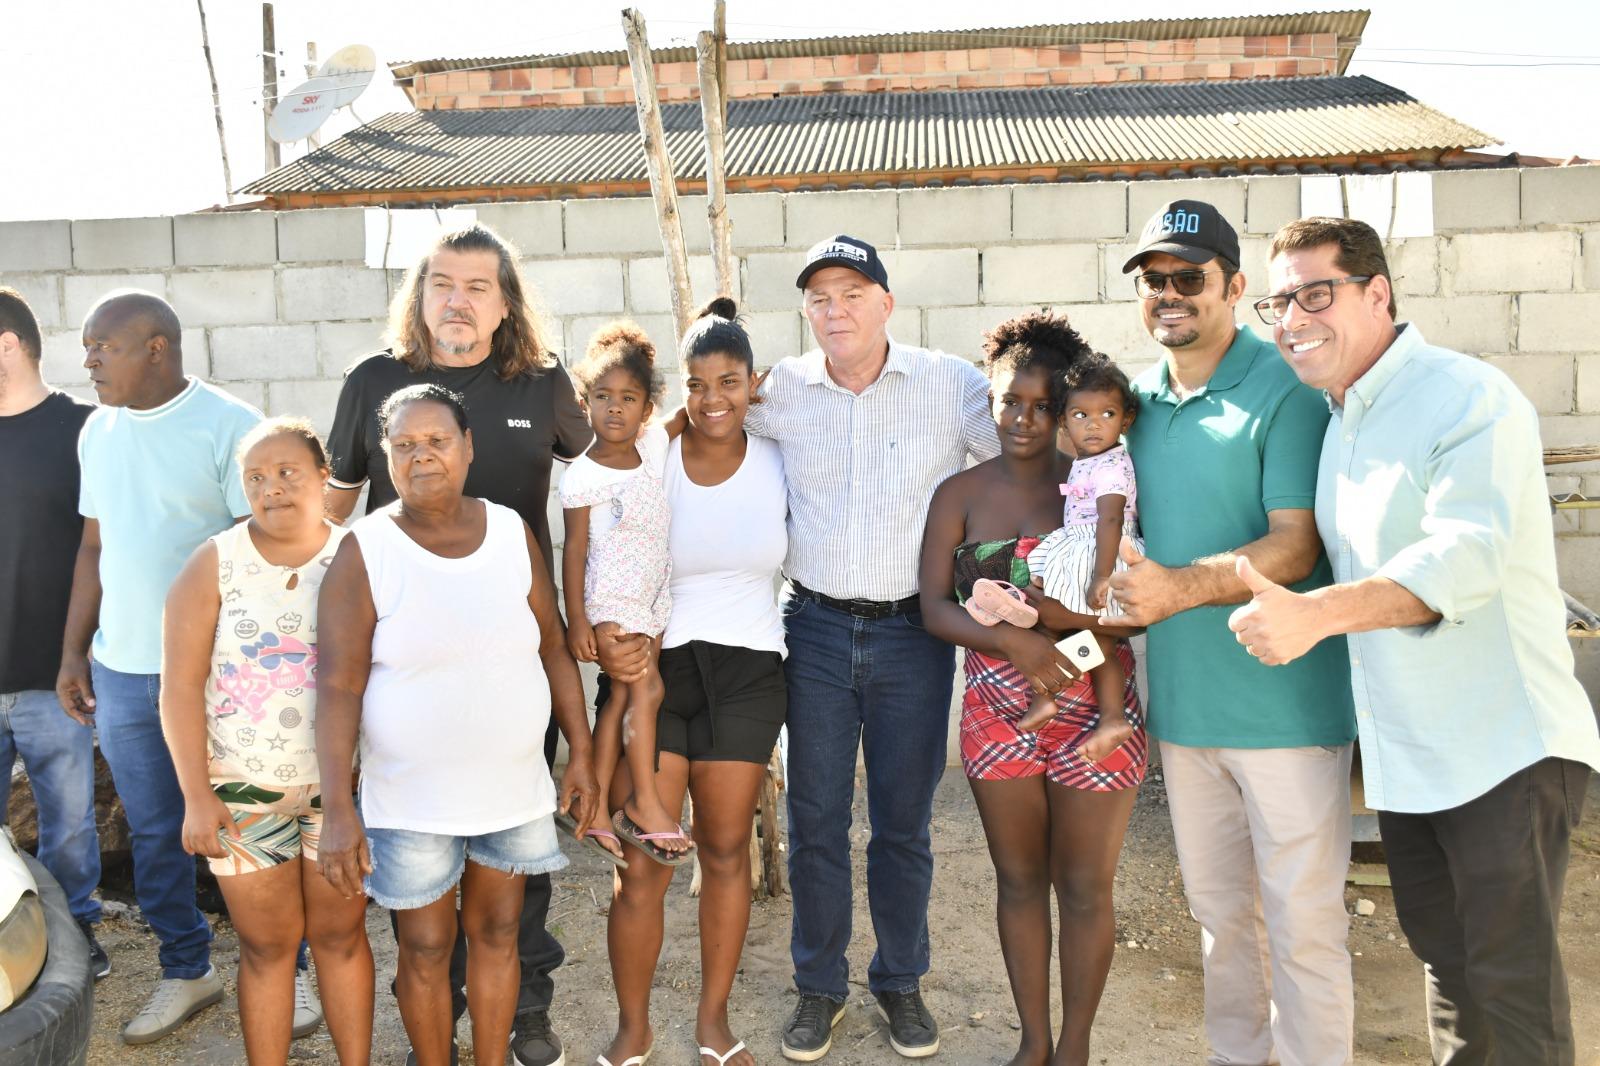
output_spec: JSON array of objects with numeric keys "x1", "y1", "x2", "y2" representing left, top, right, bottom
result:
[
  {"x1": 1317, "y1": 323, "x2": 1600, "y2": 813},
  {"x1": 746, "y1": 337, "x2": 1000, "y2": 601}
]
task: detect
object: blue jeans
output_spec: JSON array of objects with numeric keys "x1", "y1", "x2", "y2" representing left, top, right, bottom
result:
[
  {"x1": 91, "y1": 662, "x2": 211, "y2": 979},
  {"x1": 0, "y1": 690, "x2": 101, "y2": 923},
  {"x1": 782, "y1": 591, "x2": 955, "y2": 1001}
]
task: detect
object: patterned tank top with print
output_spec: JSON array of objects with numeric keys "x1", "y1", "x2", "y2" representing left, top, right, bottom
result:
[{"x1": 203, "y1": 521, "x2": 347, "y2": 787}]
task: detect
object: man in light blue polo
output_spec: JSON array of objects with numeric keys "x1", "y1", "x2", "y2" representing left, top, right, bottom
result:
[
  {"x1": 56, "y1": 290, "x2": 260, "y2": 1044},
  {"x1": 1107, "y1": 201, "x2": 1357, "y2": 1066},
  {"x1": 1233, "y1": 216, "x2": 1600, "y2": 1065}
]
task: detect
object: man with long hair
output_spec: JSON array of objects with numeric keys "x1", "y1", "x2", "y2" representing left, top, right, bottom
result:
[{"x1": 325, "y1": 224, "x2": 591, "y2": 1066}]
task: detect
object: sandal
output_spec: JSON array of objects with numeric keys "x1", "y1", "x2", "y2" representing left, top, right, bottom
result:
[
  {"x1": 699, "y1": 1039, "x2": 747, "y2": 1064},
  {"x1": 611, "y1": 809, "x2": 696, "y2": 867},
  {"x1": 554, "y1": 811, "x2": 629, "y2": 869},
  {"x1": 597, "y1": 1043, "x2": 653, "y2": 1066},
  {"x1": 966, "y1": 579, "x2": 1040, "y2": 628}
]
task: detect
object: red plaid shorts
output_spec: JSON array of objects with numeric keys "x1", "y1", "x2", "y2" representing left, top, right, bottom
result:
[{"x1": 959, "y1": 643, "x2": 1147, "y2": 791}]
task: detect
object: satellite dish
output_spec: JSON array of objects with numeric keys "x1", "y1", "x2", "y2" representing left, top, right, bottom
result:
[
  {"x1": 317, "y1": 44, "x2": 377, "y2": 109},
  {"x1": 267, "y1": 43, "x2": 376, "y2": 144}
]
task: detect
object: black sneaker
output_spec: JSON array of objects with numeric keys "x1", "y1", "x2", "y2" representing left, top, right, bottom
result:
[
  {"x1": 781, "y1": 994, "x2": 846, "y2": 1062},
  {"x1": 874, "y1": 989, "x2": 939, "y2": 1058},
  {"x1": 77, "y1": 918, "x2": 109, "y2": 980},
  {"x1": 404, "y1": 1031, "x2": 459, "y2": 1066},
  {"x1": 511, "y1": 1008, "x2": 564, "y2": 1066}
]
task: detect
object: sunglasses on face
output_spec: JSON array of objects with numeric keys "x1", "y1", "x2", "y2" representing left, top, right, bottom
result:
[
  {"x1": 1133, "y1": 269, "x2": 1225, "y2": 300},
  {"x1": 1253, "y1": 276, "x2": 1373, "y2": 325}
]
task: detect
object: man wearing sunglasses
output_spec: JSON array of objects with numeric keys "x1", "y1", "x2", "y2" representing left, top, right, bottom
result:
[
  {"x1": 1107, "y1": 200, "x2": 1358, "y2": 1066},
  {"x1": 1232, "y1": 216, "x2": 1600, "y2": 1064}
]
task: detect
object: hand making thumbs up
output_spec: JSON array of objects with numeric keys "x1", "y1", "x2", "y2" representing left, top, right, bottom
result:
[
  {"x1": 1103, "y1": 536, "x2": 1179, "y2": 627},
  {"x1": 1228, "y1": 556, "x2": 1321, "y2": 666}
]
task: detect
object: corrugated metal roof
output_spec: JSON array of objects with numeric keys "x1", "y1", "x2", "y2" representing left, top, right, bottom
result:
[
  {"x1": 242, "y1": 75, "x2": 1489, "y2": 196},
  {"x1": 389, "y1": 11, "x2": 1370, "y2": 80}
]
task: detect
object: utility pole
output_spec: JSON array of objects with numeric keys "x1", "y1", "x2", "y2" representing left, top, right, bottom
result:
[
  {"x1": 305, "y1": 42, "x2": 321, "y2": 150},
  {"x1": 195, "y1": 0, "x2": 234, "y2": 202},
  {"x1": 262, "y1": 3, "x2": 280, "y2": 170}
]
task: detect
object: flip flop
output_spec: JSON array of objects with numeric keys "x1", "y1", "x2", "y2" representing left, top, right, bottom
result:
[
  {"x1": 966, "y1": 578, "x2": 1040, "y2": 628},
  {"x1": 597, "y1": 1042, "x2": 653, "y2": 1066},
  {"x1": 554, "y1": 810, "x2": 629, "y2": 869},
  {"x1": 700, "y1": 1039, "x2": 747, "y2": 1065},
  {"x1": 611, "y1": 809, "x2": 696, "y2": 867}
]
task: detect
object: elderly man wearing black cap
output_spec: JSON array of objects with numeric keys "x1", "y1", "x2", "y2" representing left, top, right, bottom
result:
[
  {"x1": 747, "y1": 234, "x2": 999, "y2": 1061},
  {"x1": 1103, "y1": 202, "x2": 1359, "y2": 1066}
]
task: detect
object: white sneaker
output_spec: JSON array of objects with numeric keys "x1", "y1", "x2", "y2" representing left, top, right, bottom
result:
[
  {"x1": 121, "y1": 965, "x2": 224, "y2": 1044},
  {"x1": 292, "y1": 969, "x2": 324, "y2": 1039}
]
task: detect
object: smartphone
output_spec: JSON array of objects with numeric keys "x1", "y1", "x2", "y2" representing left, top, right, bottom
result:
[{"x1": 1055, "y1": 630, "x2": 1104, "y2": 674}]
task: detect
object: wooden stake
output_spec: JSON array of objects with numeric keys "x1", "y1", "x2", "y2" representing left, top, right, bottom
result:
[
  {"x1": 714, "y1": 0, "x2": 728, "y2": 129},
  {"x1": 195, "y1": 0, "x2": 234, "y2": 202},
  {"x1": 262, "y1": 3, "x2": 279, "y2": 170},
  {"x1": 621, "y1": 8, "x2": 694, "y2": 344},
  {"x1": 696, "y1": 31, "x2": 734, "y2": 302}
]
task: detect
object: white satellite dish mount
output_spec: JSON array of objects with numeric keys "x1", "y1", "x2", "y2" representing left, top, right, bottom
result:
[{"x1": 268, "y1": 43, "x2": 377, "y2": 144}]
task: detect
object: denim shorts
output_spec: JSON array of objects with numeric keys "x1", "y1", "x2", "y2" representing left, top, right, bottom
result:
[{"x1": 363, "y1": 814, "x2": 568, "y2": 910}]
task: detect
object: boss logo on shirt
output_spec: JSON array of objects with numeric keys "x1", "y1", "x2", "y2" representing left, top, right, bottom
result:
[{"x1": 506, "y1": 418, "x2": 532, "y2": 428}]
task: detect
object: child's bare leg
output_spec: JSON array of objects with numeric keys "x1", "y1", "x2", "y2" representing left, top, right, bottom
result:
[
  {"x1": 1018, "y1": 690, "x2": 1060, "y2": 733},
  {"x1": 620, "y1": 639, "x2": 686, "y2": 854},
  {"x1": 594, "y1": 686, "x2": 626, "y2": 816},
  {"x1": 584, "y1": 686, "x2": 629, "y2": 859},
  {"x1": 1075, "y1": 636, "x2": 1134, "y2": 763}
]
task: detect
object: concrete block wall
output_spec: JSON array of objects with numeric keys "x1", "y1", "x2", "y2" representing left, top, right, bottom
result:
[{"x1": 6, "y1": 164, "x2": 1600, "y2": 638}]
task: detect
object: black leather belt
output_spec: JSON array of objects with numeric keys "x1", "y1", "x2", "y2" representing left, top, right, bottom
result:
[{"x1": 791, "y1": 580, "x2": 919, "y2": 620}]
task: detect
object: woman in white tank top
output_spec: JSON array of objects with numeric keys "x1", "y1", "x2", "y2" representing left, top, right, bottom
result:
[
  {"x1": 314, "y1": 385, "x2": 602, "y2": 1066},
  {"x1": 593, "y1": 300, "x2": 788, "y2": 1066}
]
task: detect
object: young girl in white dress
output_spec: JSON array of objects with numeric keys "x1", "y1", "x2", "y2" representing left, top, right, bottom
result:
[
  {"x1": 561, "y1": 323, "x2": 692, "y2": 866},
  {"x1": 1024, "y1": 354, "x2": 1142, "y2": 763}
]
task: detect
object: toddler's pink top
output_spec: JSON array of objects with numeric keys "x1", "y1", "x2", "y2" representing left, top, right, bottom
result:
[{"x1": 1061, "y1": 444, "x2": 1138, "y2": 526}]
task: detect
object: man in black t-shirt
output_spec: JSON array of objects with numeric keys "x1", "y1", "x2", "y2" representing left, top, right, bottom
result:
[
  {"x1": 0, "y1": 287, "x2": 106, "y2": 976},
  {"x1": 323, "y1": 225, "x2": 590, "y2": 1066}
]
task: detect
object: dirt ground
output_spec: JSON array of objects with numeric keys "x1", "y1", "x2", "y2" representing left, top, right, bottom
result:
[{"x1": 83, "y1": 768, "x2": 1600, "y2": 1066}]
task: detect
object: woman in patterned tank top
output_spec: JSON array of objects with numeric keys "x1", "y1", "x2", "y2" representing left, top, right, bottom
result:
[{"x1": 160, "y1": 418, "x2": 373, "y2": 1065}]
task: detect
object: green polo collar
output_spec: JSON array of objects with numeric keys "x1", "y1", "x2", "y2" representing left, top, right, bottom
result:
[{"x1": 1151, "y1": 325, "x2": 1265, "y2": 405}]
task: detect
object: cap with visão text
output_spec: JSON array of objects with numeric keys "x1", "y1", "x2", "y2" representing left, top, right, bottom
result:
[{"x1": 1121, "y1": 200, "x2": 1241, "y2": 274}]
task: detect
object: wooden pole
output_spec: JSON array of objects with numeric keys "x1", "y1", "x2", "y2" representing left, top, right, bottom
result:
[
  {"x1": 621, "y1": 8, "x2": 695, "y2": 344},
  {"x1": 304, "y1": 42, "x2": 321, "y2": 150},
  {"x1": 714, "y1": 0, "x2": 728, "y2": 129},
  {"x1": 696, "y1": 31, "x2": 734, "y2": 302},
  {"x1": 195, "y1": 0, "x2": 235, "y2": 202},
  {"x1": 262, "y1": 3, "x2": 279, "y2": 170}
]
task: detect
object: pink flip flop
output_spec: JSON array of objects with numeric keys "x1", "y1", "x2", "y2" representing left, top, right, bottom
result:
[
  {"x1": 612, "y1": 810, "x2": 696, "y2": 867},
  {"x1": 554, "y1": 810, "x2": 629, "y2": 868},
  {"x1": 966, "y1": 579, "x2": 1040, "y2": 628}
]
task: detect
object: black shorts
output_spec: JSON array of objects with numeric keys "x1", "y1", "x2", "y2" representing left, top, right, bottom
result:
[{"x1": 653, "y1": 641, "x2": 786, "y2": 763}]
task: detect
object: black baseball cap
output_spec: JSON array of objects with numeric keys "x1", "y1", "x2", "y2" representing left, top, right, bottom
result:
[
  {"x1": 1121, "y1": 199, "x2": 1241, "y2": 274},
  {"x1": 796, "y1": 234, "x2": 890, "y2": 291}
]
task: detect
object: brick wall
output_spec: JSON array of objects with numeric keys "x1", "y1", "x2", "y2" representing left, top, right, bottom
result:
[
  {"x1": 409, "y1": 32, "x2": 1342, "y2": 110},
  {"x1": 7, "y1": 166, "x2": 1600, "y2": 704}
]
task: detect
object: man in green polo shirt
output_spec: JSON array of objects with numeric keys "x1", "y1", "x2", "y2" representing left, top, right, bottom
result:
[{"x1": 1105, "y1": 201, "x2": 1357, "y2": 1066}]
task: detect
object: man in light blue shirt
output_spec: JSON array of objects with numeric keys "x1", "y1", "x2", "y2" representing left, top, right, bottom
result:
[
  {"x1": 56, "y1": 291, "x2": 259, "y2": 1045},
  {"x1": 1231, "y1": 217, "x2": 1600, "y2": 1065}
]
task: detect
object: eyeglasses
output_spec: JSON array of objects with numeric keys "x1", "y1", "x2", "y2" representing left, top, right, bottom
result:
[
  {"x1": 1253, "y1": 276, "x2": 1373, "y2": 325},
  {"x1": 1133, "y1": 269, "x2": 1224, "y2": 300}
]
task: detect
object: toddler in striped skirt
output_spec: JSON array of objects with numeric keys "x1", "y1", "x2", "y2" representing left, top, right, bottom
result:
[{"x1": 1023, "y1": 353, "x2": 1143, "y2": 763}]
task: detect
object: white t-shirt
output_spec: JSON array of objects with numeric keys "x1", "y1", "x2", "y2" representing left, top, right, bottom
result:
[
  {"x1": 351, "y1": 500, "x2": 554, "y2": 835},
  {"x1": 558, "y1": 423, "x2": 670, "y2": 534},
  {"x1": 661, "y1": 434, "x2": 788, "y2": 655}
]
